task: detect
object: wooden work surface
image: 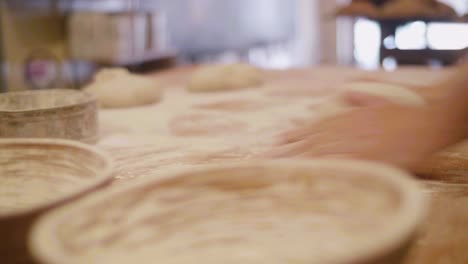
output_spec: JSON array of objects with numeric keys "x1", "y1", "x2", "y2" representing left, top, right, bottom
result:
[{"x1": 97, "y1": 66, "x2": 468, "y2": 264}]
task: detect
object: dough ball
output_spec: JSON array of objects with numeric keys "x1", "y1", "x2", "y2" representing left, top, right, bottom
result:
[
  {"x1": 94, "y1": 68, "x2": 128, "y2": 82},
  {"x1": 85, "y1": 68, "x2": 163, "y2": 108},
  {"x1": 187, "y1": 63, "x2": 264, "y2": 92},
  {"x1": 316, "y1": 81, "x2": 426, "y2": 118}
]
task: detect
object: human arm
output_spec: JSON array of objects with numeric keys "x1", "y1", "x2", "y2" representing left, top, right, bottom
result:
[{"x1": 265, "y1": 63, "x2": 468, "y2": 170}]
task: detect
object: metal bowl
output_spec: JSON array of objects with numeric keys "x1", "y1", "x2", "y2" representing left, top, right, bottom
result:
[{"x1": 0, "y1": 89, "x2": 98, "y2": 144}]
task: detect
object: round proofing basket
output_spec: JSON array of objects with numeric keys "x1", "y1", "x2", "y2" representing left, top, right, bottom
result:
[
  {"x1": 0, "y1": 139, "x2": 113, "y2": 264},
  {"x1": 0, "y1": 89, "x2": 98, "y2": 144},
  {"x1": 30, "y1": 159, "x2": 428, "y2": 264}
]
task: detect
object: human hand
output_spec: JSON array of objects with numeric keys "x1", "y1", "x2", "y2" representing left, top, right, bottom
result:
[{"x1": 265, "y1": 91, "x2": 465, "y2": 170}]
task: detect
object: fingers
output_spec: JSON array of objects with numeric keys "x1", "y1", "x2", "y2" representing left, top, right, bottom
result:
[{"x1": 281, "y1": 96, "x2": 388, "y2": 145}]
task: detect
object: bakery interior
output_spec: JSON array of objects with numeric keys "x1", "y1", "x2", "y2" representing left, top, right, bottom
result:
[{"x1": 1, "y1": 0, "x2": 468, "y2": 263}]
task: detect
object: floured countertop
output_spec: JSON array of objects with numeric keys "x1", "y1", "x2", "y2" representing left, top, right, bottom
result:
[
  {"x1": 95, "y1": 66, "x2": 467, "y2": 264},
  {"x1": 97, "y1": 66, "x2": 458, "y2": 183},
  {"x1": 97, "y1": 67, "x2": 348, "y2": 184}
]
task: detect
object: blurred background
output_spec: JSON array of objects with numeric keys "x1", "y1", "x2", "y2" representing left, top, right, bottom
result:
[{"x1": 0, "y1": 0, "x2": 467, "y2": 91}]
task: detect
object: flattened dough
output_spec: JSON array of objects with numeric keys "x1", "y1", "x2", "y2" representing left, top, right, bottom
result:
[
  {"x1": 85, "y1": 68, "x2": 163, "y2": 108},
  {"x1": 187, "y1": 63, "x2": 264, "y2": 92},
  {"x1": 316, "y1": 81, "x2": 426, "y2": 118}
]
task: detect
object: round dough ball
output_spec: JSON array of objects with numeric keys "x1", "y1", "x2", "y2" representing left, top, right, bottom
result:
[
  {"x1": 94, "y1": 68, "x2": 128, "y2": 82},
  {"x1": 187, "y1": 63, "x2": 264, "y2": 92},
  {"x1": 85, "y1": 68, "x2": 163, "y2": 108},
  {"x1": 316, "y1": 81, "x2": 426, "y2": 118}
]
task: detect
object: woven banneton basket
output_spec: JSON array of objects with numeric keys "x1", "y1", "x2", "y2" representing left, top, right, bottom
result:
[
  {"x1": 0, "y1": 89, "x2": 98, "y2": 144},
  {"x1": 30, "y1": 159, "x2": 427, "y2": 264},
  {"x1": 0, "y1": 139, "x2": 112, "y2": 264}
]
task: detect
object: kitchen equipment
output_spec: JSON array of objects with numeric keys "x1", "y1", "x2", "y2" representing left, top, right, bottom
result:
[
  {"x1": 68, "y1": 10, "x2": 169, "y2": 65},
  {"x1": 0, "y1": 89, "x2": 98, "y2": 143},
  {"x1": 0, "y1": 139, "x2": 112, "y2": 264},
  {"x1": 30, "y1": 159, "x2": 427, "y2": 264}
]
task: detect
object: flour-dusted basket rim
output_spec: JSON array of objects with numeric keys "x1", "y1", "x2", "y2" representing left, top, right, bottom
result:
[
  {"x1": 30, "y1": 159, "x2": 428, "y2": 264},
  {"x1": 0, "y1": 138, "x2": 113, "y2": 218},
  {"x1": 0, "y1": 89, "x2": 95, "y2": 112},
  {"x1": 0, "y1": 89, "x2": 98, "y2": 143},
  {"x1": 0, "y1": 138, "x2": 113, "y2": 263}
]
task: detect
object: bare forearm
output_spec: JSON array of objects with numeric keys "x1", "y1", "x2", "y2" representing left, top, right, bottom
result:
[{"x1": 434, "y1": 63, "x2": 468, "y2": 141}]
